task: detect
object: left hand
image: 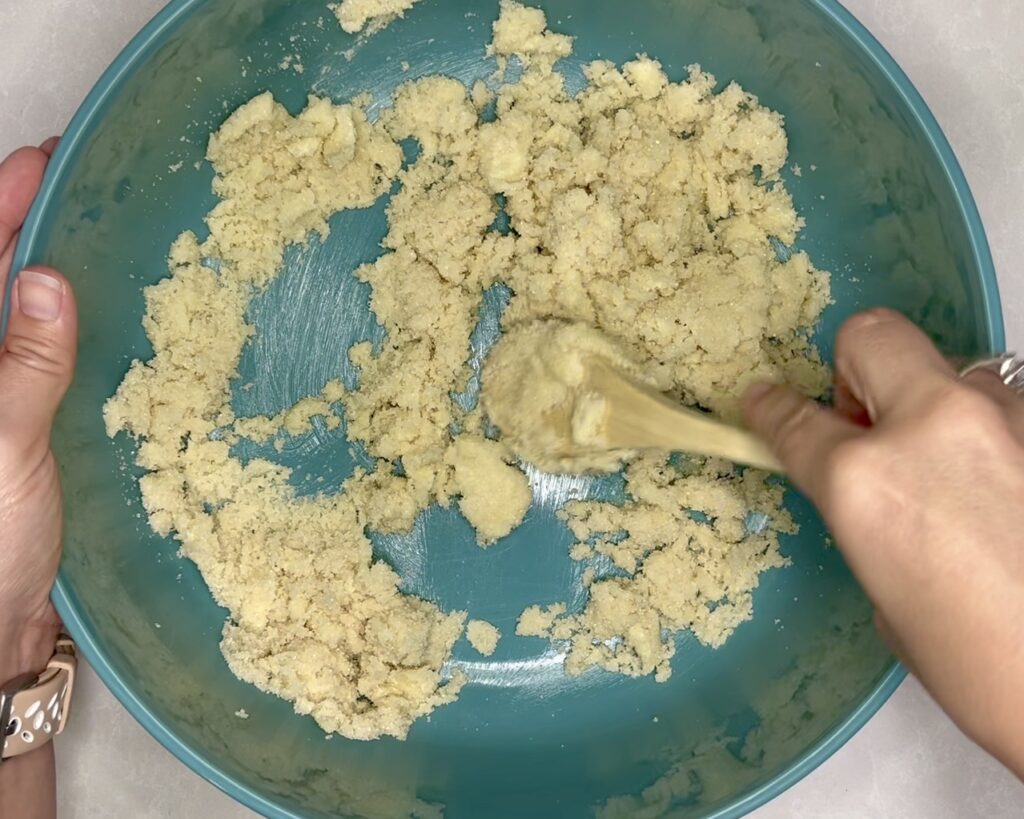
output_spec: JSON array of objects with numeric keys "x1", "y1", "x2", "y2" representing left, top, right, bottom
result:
[{"x1": 0, "y1": 139, "x2": 79, "y2": 682}]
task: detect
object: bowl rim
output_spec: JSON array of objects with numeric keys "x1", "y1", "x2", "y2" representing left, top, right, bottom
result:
[{"x1": 10, "y1": 0, "x2": 1005, "y2": 817}]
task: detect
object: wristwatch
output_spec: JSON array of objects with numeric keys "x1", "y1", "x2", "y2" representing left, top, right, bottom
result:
[{"x1": 0, "y1": 636, "x2": 77, "y2": 763}]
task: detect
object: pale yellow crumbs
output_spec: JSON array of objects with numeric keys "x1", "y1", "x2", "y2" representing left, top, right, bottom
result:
[{"x1": 104, "y1": 1, "x2": 829, "y2": 740}]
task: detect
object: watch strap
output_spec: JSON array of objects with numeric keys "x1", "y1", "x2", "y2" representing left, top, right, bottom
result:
[{"x1": 1, "y1": 637, "x2": 76, "y2": 763}]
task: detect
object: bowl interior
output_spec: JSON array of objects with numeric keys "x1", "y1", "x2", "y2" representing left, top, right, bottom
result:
[{"x1": 9, "y1": 0, "x2": 1000, "y2": 817}]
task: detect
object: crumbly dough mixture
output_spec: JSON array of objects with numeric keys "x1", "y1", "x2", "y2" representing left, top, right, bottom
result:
[
  {"x1": 106, "y1": 0, "x2": 829, "y2": 739},
  {"x1": 545, "y1": 457, "x2": 792, "y2": 680},
  {"x1": 103, "y1": 94, "x2": 468, "y2": 742},
  {"x1": 232, "y1": 379, "x2": 345, "y2": 444},
  {"x1": 466, "y1": 620, "x2": 501, "y2": 656},
  {"x1": 330, "y1": 0, "x2": 422, "y2": 34}
]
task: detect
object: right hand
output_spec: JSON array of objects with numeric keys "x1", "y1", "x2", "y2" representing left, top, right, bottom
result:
[{"x1": 743, "y1": 308, "x2": 1024, "y2": 779}]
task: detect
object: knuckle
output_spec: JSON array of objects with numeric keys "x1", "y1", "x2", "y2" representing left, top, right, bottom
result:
[
  {"x1": 3, "y1": 330, "x2": 73, "y2": 382},
  {"x1": 825, "y1": 439, "x2": 879, "y2": 484},
  {"x1": 820, "y1": 439, "x2": 891, "y2": 520},
  {"x1": 835, "y1": 309, "x2": 915, "y2": 371},
  {"x1": 928, "y1": 384, "x2": 1021, "y2": 457},
  {"x1": 0, "y1": 437, "x2": 54, "y2": 499},
  {"x1": 931, "y1": 383, "x2": 1005, "y2": 435},
  {"x1": 770, "y1": 395, "x2": 818, "y2": 455},
  {"x1": 961, "y1": 368, "x2": 1016, "y2": 407},
  {"x1": 837, "y1": 307, "x2": 901, "y2": 345},
  {"x1": 0, "y1": 428, "x2": 39, "y2": 474}
]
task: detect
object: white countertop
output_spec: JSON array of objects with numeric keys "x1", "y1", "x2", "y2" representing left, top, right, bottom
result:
[{"x1": 1, "y1": 1, "x2": 1022, "y2": 816}]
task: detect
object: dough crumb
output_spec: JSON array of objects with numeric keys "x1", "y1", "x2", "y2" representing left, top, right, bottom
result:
[
  {"x1": 233, "y1": 380, "x2": 344, "y2": 443},
  {"x1": 471, "y1": 79, "x2": 493, "y2": 110},
  {"x1": 331, "y1": 0, "x2": 421, "y2": 34},
  {"x1": 490, "y1": 0, "x2": 573, "y2": 65},
  {"x1": 516, "y1": 603, "x2": 567, "y2": 637},
  {"x1": 466, "y1": 620, "x2": 501, "y2": 656},
  {"x1": 444, "y1": 436, "x2": 532, "y2": 546},
  {"x1": 569, "y1": 543, "x2": 592, "y2": 561}
]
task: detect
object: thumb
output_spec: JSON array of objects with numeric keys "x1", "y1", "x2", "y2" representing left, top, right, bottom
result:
[
  {"x1": 0, "y1": 267, "x2": 78, "y2": 450},
  {"x1": 742, "y1": 382, "x2": 861, "y2": 511}
]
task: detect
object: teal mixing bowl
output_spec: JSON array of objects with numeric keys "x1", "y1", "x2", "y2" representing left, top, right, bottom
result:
[{"x1": 7, "y1": 0, "x2": 1003, "y2": 817}]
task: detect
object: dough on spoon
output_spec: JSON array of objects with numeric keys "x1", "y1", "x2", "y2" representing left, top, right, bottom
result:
[{"x1": 482, "y1": 319, "x2": 649, "y2": 473}]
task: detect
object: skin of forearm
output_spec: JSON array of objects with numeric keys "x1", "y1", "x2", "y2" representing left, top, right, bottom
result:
[{"x1": 0, "y1": 745, "x2": 56, "y2": 819}]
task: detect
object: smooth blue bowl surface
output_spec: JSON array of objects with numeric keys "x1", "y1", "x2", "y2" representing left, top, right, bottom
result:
[{"x1": 8, "y1": 1, "x2": 1002, "y2": 817}]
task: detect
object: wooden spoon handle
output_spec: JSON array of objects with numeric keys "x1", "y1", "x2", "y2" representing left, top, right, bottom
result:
[
  {"x1": 621, "y1": 393, "x2": 782, "y2": 471},
  {"x1": 589, "y1": 366, "x2": 784, "y2": 473}
]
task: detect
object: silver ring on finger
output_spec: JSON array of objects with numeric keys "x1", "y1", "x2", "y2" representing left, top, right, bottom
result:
[{"x1": 959, "y1": 353, "x2": 1024, "y2": 396}]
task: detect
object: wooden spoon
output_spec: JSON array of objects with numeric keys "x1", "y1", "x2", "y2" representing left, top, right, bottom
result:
[
  {"x1": 483, "y1": 319, "x2": 782, "y2": 473},
  {"x1": 576, "y1": 360, "x2": 782, "y2": 472}
]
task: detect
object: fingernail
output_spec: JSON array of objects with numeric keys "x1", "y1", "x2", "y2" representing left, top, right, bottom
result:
[{"x1": 17, "y1": 270, "x2": 64, "y2": 322}]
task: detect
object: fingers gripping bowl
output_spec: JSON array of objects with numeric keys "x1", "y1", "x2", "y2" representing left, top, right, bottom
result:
[{"x1": 11, "y1": 0, "x2": 1002, "y2": 817}]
